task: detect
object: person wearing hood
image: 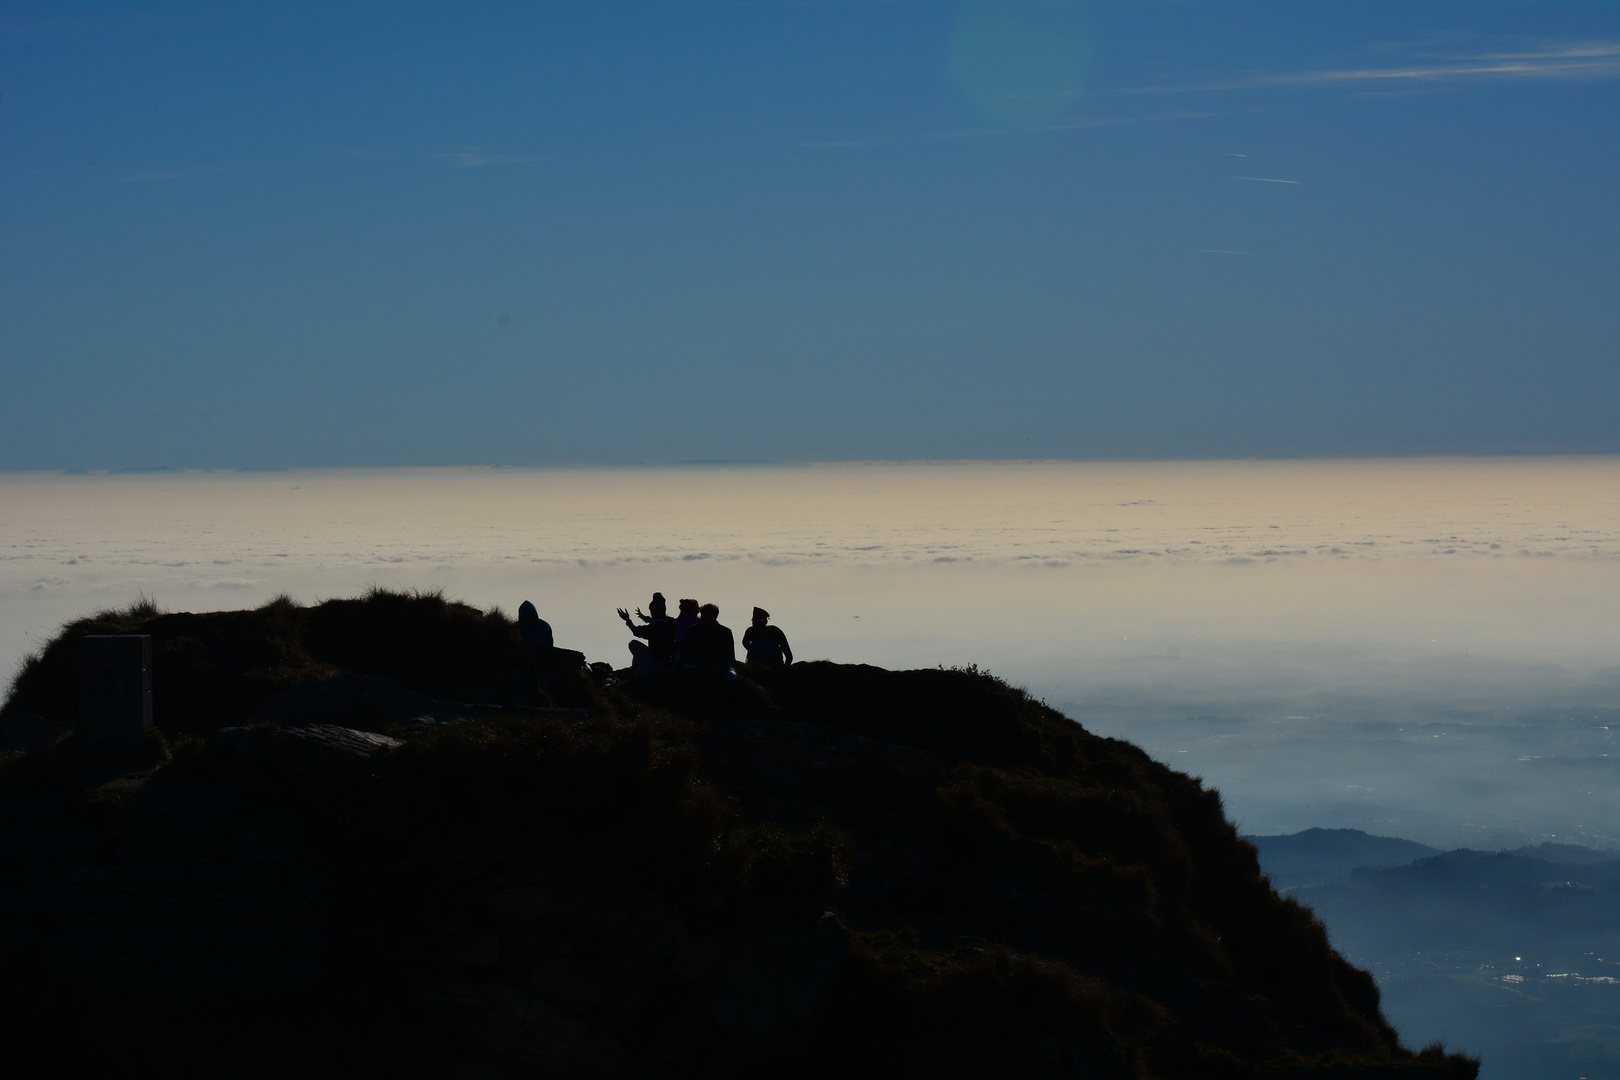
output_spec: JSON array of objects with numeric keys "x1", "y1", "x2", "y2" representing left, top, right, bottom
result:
[
  {"x1": 742, "y1": 607, "x2": 792, "y2": 667},
  {"x1": 517, "y1": 600, "x2": 554, "y2": 647}
]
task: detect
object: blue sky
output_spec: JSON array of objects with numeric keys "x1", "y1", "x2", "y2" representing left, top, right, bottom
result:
[{"x1": 2, "y1": 1, "x2": 1617, "y2": 468}]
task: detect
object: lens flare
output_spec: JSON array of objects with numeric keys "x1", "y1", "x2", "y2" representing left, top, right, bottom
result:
[{"x1": 949, "y1": 0, "x2": 1094, "y2": 126}]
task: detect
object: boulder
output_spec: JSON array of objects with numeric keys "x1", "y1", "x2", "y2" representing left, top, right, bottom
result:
[{"x1": 207, "y1": 723, "x2": 402, "y2": 792}]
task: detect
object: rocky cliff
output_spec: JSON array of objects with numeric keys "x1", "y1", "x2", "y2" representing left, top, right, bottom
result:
[{"x1": 0, "y1": 591, "x2": 1478, "y2": 1079}]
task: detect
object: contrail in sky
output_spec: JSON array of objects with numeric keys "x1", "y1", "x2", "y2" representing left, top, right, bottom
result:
[{"x1": 1233, "y1": 176, "x2": 1301, "y2": 184}]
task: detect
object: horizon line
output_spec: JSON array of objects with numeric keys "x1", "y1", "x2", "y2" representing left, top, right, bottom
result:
[{"x1": 8, "y1": 449, "x2": 1620, "y2": 478}]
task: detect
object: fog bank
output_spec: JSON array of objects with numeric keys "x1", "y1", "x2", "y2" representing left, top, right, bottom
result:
[{"x1": 4, "y1": 459, "x2": 1616, "y2": 848}]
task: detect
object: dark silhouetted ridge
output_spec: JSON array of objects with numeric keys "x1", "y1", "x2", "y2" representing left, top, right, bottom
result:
[{"x1": 0, "y1": 592, "x2": 1478, "y2": 1079}]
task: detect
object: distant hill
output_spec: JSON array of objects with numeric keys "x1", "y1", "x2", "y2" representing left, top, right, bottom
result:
[
  {"x1": 1511, "y1": 841, "x2": 1620, "y2": 865},
  {"x1": 1290, "y1": 846, "x2": 1620, "y2": 1079},
  {"x1": 1247, "y1": 828, "x2": 1440, "y2": 890},
  {"x1": 1296, "y1": 849, "x2": 1620, "y2": 956},
  {"x1": 1243, "y1": 830, "x2": 1620, "y2": 1078}
]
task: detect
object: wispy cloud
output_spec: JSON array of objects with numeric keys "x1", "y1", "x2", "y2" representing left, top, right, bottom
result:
[
  {"x1": 1458, "y1": 42, "x2": 1620, "y2": 64},
  {"x1": 1111, "y1": 40, "x2": 1620, "y2": 96},
  {"x1": 1233, "y1": 176, "x2": 1300, "y2": 185}
]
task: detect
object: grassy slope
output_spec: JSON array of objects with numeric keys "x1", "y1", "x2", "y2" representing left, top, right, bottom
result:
[{"x1": 0, "y1": 593, "x2": 1478, "y2": 1079}]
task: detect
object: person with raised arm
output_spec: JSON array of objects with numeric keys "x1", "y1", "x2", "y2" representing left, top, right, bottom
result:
[{"x1": 617, "y1": 592, "x2": 676, "y2": 678}]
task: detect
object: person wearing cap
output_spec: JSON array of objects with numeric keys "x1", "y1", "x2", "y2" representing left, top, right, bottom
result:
[
  {"x1": 618, "y1": 592, "x2": 676, "y2": 677},
  {"x1": 742, "y1": 607, "x2": 792, "y2": 667}
]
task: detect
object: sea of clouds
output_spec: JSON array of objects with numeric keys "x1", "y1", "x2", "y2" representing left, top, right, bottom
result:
[{"x1": 4, "y1": 459, "x2": 1617, "y2": 849}]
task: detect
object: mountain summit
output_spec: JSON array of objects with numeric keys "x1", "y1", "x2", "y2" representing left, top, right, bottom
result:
[{"x1": 0, "y1": 591, "x2": 1477, "y2": 1078}]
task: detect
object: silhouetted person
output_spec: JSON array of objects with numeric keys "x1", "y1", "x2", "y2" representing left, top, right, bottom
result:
[
  {"x1": 517, "y1": 598, "x2": 586, "y2": 701},
  {"x1": 679, "y1": 603, "x2": 735, "y2": 675},
  {"x1": 618, "y1": 592, "x2": 676, "y2": 678},
  {"x1": 742, "y1": 607, "x2": 792, "y2": 667},
  {"x1": 673, "y1": 598, "x2": 701, "y2": 647},
  {"x1": 517, "y1": 600, "x2": 554, "y2": 647}
]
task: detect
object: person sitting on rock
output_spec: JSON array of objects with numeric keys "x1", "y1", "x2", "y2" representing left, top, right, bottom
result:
[
  {"x1": 673, "y1": 598, "x2": 701, "y2": 646},
  {"x1": 517, "y1": 600, "x2": 554, "y2": 647},
  {"x1": 617, "y1": 592, "x2": 676, "y2": 678},
  {"x1": 679, "y1": 603, "x2": 735, "y2": 676},
  {"x1": 742, "y1": 607, "x2": 793, "y2": 667},
  {"x1": 517, "y1": 600, "x2": 588, "y2": 700}
]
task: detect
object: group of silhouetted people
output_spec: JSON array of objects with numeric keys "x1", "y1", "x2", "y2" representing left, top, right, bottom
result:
[
  {"x1": 616, "y1": 593, "x2": 791, "y2": 680},
  {"x1": 509, "y1": 593, "x2": 792, "y2": 685}
]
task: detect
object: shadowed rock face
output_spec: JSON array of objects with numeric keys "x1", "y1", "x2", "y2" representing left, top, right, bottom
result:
[{"x1": 0, "y1": 593, "x2": 1478, "y2": 1079}]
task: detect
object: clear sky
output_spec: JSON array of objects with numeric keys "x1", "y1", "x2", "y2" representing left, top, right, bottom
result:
[{"x1": 2, "y1": 1, "x2": 1617, "y2": 469}]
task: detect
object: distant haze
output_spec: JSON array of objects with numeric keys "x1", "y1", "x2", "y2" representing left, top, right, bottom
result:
[{"x1": 5, "y1": 458, "x2": 1618, "y2": 848}]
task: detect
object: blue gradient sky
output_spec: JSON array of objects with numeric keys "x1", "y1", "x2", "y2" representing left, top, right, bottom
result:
[{"x1": 2, "y1": 1, "x2": 1617, "y2": 469}]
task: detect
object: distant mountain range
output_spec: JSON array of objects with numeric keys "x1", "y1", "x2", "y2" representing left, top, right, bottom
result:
[
  {"x1": 1246, "y1": 828, "x2": 1441, "y2": 890},
  {"x1": 1246, "y1": 827, "x2": 1620, "y2": 891},
  {"x1": 1246, "y1": 828, "x2": 1620, "y2": 1080}
]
